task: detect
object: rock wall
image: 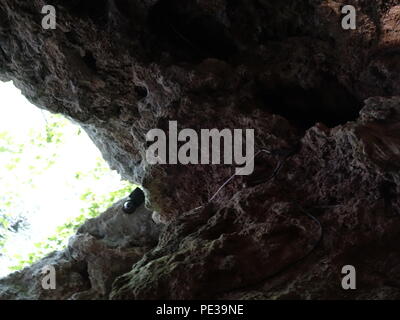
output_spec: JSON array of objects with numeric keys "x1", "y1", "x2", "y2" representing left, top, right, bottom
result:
[{"x1": 0, "y1": 0, "x2": 400, "y2": 299}]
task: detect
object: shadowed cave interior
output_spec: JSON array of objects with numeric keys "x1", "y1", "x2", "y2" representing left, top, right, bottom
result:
[{"x1": 0, "y1": 0, "x2": 400, "y2": 301}]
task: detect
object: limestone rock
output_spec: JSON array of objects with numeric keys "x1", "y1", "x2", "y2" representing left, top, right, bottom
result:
[
  {"x1": 0, "y1": 198, "x2": 161, "y2": 299},
  {"x1": 0, "y1": 0, "x2": 400, "y2": 300}
]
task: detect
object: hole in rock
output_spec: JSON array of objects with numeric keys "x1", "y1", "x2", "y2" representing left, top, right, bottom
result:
[
  {"x1": 148, "y1": 0, "x2": 238, "y2": 62},
  {"x1": 258, "y1": 77, "x2": 363, "y2": 130},
  {"x1": 82, "y1": 51, "x2": 97, "y2": 71},
  {"x1": 0, "y1": 81, "x2": 134, "y2": 277},
  {"x1": 134, "y1": 85, "x2": 148, "y2": 100}
]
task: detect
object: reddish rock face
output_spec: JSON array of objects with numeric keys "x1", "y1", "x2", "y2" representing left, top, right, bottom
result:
[{"x1": 0, "y1": 0, "x2": 400, "y2": 300}]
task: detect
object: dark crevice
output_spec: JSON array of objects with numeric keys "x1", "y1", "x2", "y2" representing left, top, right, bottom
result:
[
  {"x1": 113, "y1": 0, "x2": 135, "y2": 19},
  {"x1": 64, "y1": 31, "x2": 79, "y2": 45},
  {"x1": 82, "y1": 51, "x2": 97, "y2": 72},
  {"x1": 257, "y1": 77, "x2": 363, "y2": 130},
  {"x1": 134, "y1": 85, "x2": 148, "y2": 100},
  {"x1": 256, "y1": 0, "x2": 316, "y2": 42},
  {"x1": 75, "y1": 262, "x2": 92, "y2": 291},
  {"x1": 78, "y1": 263, "x2": 90, "y2": 282},
  {"x1": 148, "y1": 0, "x2": 238, "y2": 63}
]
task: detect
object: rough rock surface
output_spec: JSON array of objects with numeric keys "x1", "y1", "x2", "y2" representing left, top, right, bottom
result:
[
  {"x1": 0, "y1": 199, "x2": 161, "y2": 299},
  {"x1": 0, "y1": 0, "x2": 400, "y2": 299}
]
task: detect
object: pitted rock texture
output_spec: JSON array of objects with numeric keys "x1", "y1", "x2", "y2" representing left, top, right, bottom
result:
[
  {"x1": 0, "y1": 198, "x2": 161, "y2": 300},
  {"x1": 108, "y1": 97, "x2": 400, "y2": 300},
  {"x1": 0, "y1": 0, "x2": 400, "y2": 300}
]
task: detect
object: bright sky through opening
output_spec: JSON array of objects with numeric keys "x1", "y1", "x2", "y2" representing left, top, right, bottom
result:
[{"x1": 0, "y1": 81, "x2": 127, "y2": 277}]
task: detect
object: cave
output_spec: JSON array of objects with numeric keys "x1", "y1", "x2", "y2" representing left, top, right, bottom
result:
[
  {"x1": 258, "y1": 76, "x2": 364, "y2": 130},
  {"x1": 1, "y1": 0, "x2": 400, "y2": 303}
]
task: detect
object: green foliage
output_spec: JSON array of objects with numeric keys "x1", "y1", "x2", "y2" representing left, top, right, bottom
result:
[
  {"x1": 0, "y1": 210, "x2": 29, "y2": 258},
  {"x1": 0, "y1": 108, "x2": 135, "y2": 272},
  {"x1": 9, "y1": 181, "x2": 134, "y2": 270},
  {"x1": 0, "y1": 131, "x2": 28, "y2": 256}
]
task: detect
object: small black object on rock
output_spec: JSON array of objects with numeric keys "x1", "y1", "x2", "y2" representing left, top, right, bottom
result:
[{"x1": 122, "y1": 188, "x2": 145, "y2": 214}]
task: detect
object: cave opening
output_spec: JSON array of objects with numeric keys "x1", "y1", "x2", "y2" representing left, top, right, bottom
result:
[
  {"x1": 258, "y1": 77, "x2": 363, "y2": 130},
  {"x1": 0, "y1": 81, "x2": 133, "y2": 277}
]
